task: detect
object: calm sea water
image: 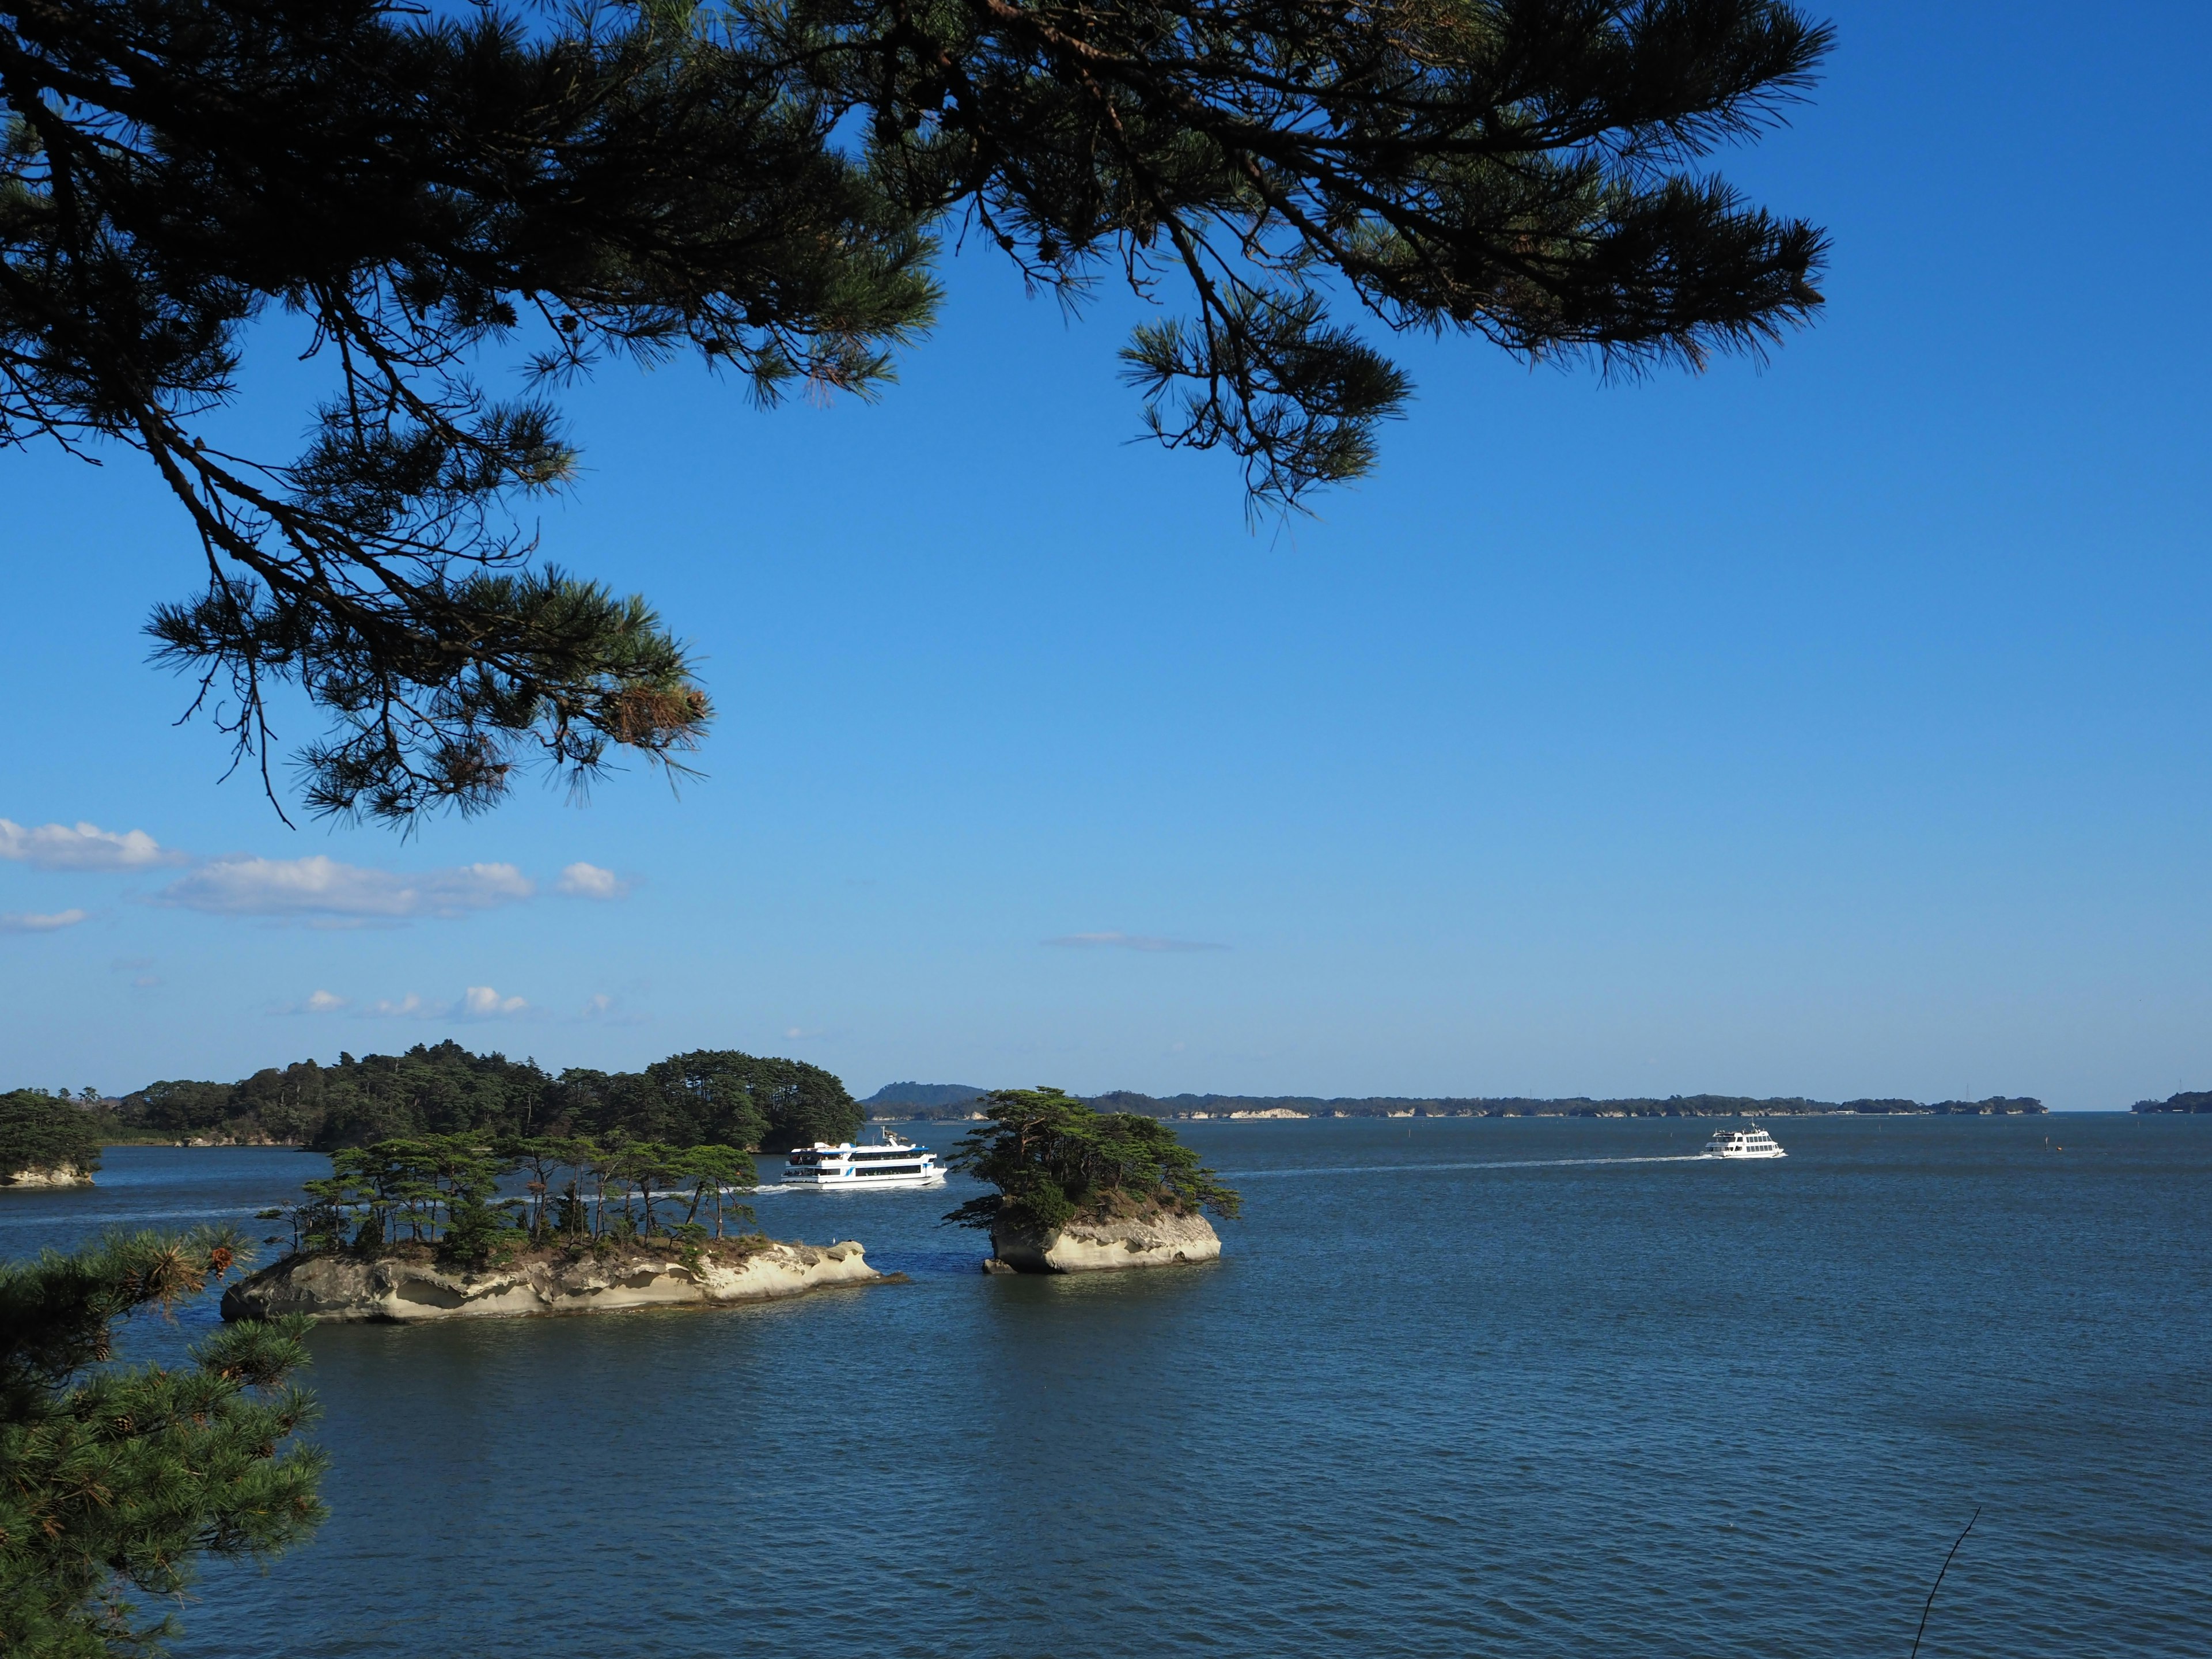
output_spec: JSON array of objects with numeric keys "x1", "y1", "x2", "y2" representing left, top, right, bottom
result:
[{"x1": 3, "y1": 1115, "x2": 2206, "y2": 1658}]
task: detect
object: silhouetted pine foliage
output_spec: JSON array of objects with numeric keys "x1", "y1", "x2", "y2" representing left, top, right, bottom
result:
[{"x1": 2, "y1": 0, "x2": 1829, "y2": 820}]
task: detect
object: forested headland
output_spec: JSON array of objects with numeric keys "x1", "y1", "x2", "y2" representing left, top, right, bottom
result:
[{"x1": 87, "y1": 1046, "x2": 861, "y2": 1153}]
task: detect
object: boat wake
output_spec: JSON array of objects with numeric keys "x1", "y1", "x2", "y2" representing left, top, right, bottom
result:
[
  {"x1": 0, "y1": 1202, "x2": 299, "y2": 1230},
  {"x1": 1218, "y1": 1154, "x2": 1715, "y2": 1180}
]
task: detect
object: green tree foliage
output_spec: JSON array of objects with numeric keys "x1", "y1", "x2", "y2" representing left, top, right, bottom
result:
[
  {"x1": 0, "y1": 1090, "x2": 102, "y2": 1183},
  {"x1": 2, "y1": 0, "x2": 1829, "y2": 823},
  {"x1": 0, "y1": 1228, "x2": 326, "y2": 1656},
  {"x1": 119, "y1": 1042, "x2": 860, "y2": 1153},
  {"x1": 276, "y1": 1134, "x2": 756, "y2": 1260},
  {"x1": 225, "y1": 1063, "x2": 332, "y2": 1144},
  {"x1": 123, "y1": 1063, "x2": 335, "y2": 1143},
  {"x1": 944, "y1": 1086, "x2": 1241, "y2": 1236},
  {"x1": 629, "y1": 1050, "x2": 864, "y2": 1152},
  {"x1": 116, "y1": 1080, "x2": 239, "y2": 1141},
  {"x1": 311, "y1": 1042, "x2": 552, "y2": 1147}
]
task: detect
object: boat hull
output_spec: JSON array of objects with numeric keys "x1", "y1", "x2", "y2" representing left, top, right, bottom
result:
[{"x1": 780, "y1": 1171, "x2": 948, "y2": 1191}]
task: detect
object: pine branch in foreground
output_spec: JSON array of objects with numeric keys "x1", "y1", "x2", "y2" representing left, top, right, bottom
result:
[
  {"x1": 3, "y1": 0, "x2": 1828, "y2": 822},
  {"x1": 0, "y1": 1228, "x2": 328, "y2": 1657}
]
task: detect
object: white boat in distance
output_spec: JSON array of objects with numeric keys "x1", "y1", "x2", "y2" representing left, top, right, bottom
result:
[
  {"x1": 1705, "y1": 1125, "x2": 1787, "y2": 1160},
  {"x1": 781, "y1": 1130, "x2": 947, "y2": 1190}
]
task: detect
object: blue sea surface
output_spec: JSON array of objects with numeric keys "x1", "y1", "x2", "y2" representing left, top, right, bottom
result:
[{"x1": 3, "y1": 1115, "x2": 2206, "y2": 1658}]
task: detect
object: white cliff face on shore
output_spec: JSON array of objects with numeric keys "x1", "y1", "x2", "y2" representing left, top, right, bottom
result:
[
  {"x1": 990, "y1": 1208, "x2": 1222, "y2": 1273},
  {"x1": 220, "y1": 1239, "x2": 881, "y2": 1323},
  {"x1": 1, "y1": 1164, "x2": 94, "y2": 1189}
]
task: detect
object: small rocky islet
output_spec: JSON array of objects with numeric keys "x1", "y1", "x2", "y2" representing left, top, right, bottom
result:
[
  {"x1": 222, "y1": 1236, "x2": 887, "y2": 1323},
  {"x1": 984, "y1": 1205, "x2": 1223, "y2": 1273},
  {"x1": 950, "y1": 1088, "x2": 1241, "y2": 1276}
]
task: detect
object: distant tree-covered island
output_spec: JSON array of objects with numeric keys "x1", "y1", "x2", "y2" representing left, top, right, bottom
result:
[
  {"x1": 105, "y1": 1044, "x2": 862, "y2": 1153},
  {"x1": 2131, "y1": 1091, "x2": 2212, "y2": 1113},
  {"x1": 863, "y1": 1081, "x2": 990, "y2": 1112}
]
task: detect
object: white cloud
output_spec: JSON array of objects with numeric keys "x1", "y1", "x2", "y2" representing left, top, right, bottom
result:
[
  {"x1": 0, "y1": 819, "x2": 184, "y2": 872},
  {"x1": 132, "y1": 975, "x2": 161, "y2": 989},
  {"x1": 1044, "y1": 931, "x2": 1228, "y2": 953},
  {"x1": 460, "y1": 985, "x2": 529, "y2": 1018},
  {"x1": 304, "y1": 983, "x2": 537, "y2": 1020},
  {"x1": 0, "y1": 908, "x2": 88, "y2": 934},
  {"x1": 155, "y1": 855, "x2": 534, "y2": 919},
  {"x1": 555, "y1": 861, "x2": 628, "y2": 899}
]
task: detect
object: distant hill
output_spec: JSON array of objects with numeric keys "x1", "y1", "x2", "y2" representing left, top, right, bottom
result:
[
  {"x1": 1085, "y1": 1091, "x2": 2046, "y2": 1118},
  {"x1": 2132, "y1": 1090, "x2": 2212, "y2": 1113},
  {"x1": 862, "y1": 1082, "x2": 988, "y2": 1112}
]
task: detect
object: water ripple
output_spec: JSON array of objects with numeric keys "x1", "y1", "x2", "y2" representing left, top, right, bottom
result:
[{"x1": 2, "y1": 1119, "x2": 2199, "y2": 1659}]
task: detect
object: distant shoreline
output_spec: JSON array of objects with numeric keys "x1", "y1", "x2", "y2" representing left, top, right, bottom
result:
[{"x1": 873, "y1": 1093, "x2": 2049, "y2": 1122}]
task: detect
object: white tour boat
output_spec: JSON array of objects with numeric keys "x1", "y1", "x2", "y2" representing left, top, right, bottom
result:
[
  {"x1": 781, "y1": 1130, "x2": 946, "y2": 1190},
  {"x1": 1705, "y1": 1124, "x2": 1787, "y2": 1160}
]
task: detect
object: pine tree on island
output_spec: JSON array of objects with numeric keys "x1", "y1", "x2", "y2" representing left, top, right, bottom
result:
[
  {"x1": 222, "y1": 1134, "x2": 884, "y2": 1323},
  {"x1": 0, "y1": 1090, "x2": 103, "y2": 1189},
  {"x1": 946, "y1": 1089, "x2": 1242, "y2": 1273}
]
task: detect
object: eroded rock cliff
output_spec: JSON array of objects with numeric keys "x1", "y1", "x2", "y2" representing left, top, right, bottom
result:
[
  {"x1": 988, "y1": 1206, "x2": 1221, "y2": 1273},
  {"x1": 221, "y1": 1238, "x2": 881, "y2": 1323},
  {"x1": 1, "y1": 1164, "x2": 94, "y2": 1189}
]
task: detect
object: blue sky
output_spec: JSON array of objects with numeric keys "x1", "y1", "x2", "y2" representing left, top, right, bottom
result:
[{"x1": 3, "y1": 2, "x2": 2207, "y2": 1109}]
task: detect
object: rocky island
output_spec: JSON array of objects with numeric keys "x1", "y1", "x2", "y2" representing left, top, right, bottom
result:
[
  {"x1": 223, "y1": 1235, "x2": 881, "y2": 1323},
  {"x1": 1, "y1": 1088, "x2": 102, "y2": 1189},
  {"x1": 221, "y1": 1130, "x2": 888, "y2": 1324},
  {"x1": 1, "y1": 1162, "x2": 96, "y2": 1189},
  {"x1": 945, "y1": 1088, "x2": 1240, "y2": 1273},
  {"x1": 986, "y1": 1204, "x2": 1223, "y2": 1272}
]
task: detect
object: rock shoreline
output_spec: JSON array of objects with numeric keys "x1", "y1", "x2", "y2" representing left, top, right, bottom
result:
[
  {"x1": 988, "y1": 1209, "x2": 1222, "y2": 1274},
  {"x1": 1, "y1": 1164, "x2": 94, "y2": 1189},
  {"x1": 221, "y1": 1238, "x2": 884, "y2": 1323}
]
